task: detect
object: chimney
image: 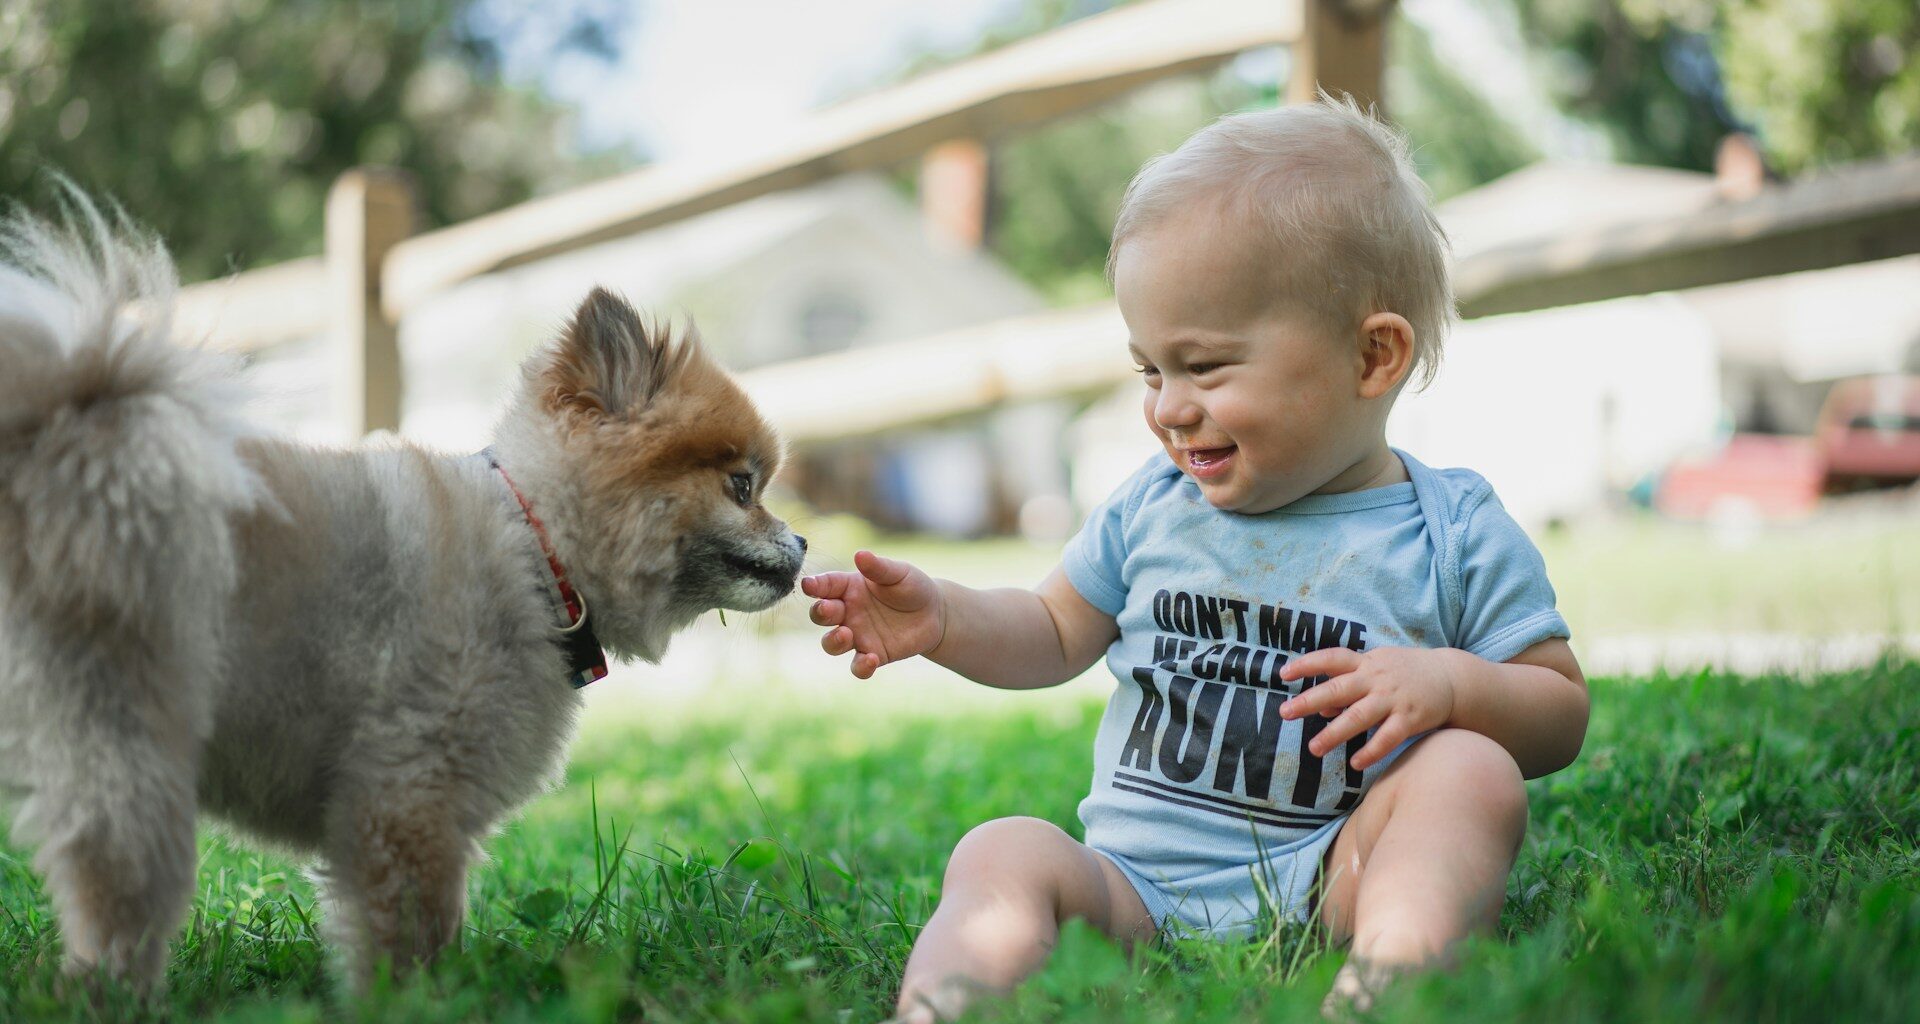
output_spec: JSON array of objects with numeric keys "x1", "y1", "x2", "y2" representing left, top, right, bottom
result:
[
  {"x1": 921, "y1": 138, "x2": 991, "y2": 251},
  {"x1": 1714, "y1": 133, "x2": 1766, "y2": 202}
]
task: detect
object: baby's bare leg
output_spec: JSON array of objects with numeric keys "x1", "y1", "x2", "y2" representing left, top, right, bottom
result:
[
  {"x1": 1317, "y1": 729, "x2": 1528, "y2": 987},
  {"x1": 894, "y1": 816, "x2": 1153, "y2": 1024}
]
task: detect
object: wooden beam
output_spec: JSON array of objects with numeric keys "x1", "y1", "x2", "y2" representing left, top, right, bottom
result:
[
  {"x1": 1456, "y1": 152, "x2": 1920, "y2": 318},
  {"x1": 1287, "y1": 0, "x2": 1390, "y2": 111},
  {"x1": 738, "y1": 305, "x2": 1129, "y2": 443},
  {"x1": 174, "y1": 256, "x2": 327, "y2": 353},
  {"x1": 326, "y1": 168, "x2": 414, "y2": 436},
  {"x1": 380, "y1": 0, "x2": 1303, "y2": 319}
]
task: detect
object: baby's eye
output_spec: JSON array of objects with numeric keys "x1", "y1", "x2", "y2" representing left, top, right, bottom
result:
[
  {"x1": 1134, "y1": 364, "x2": 1160, "y2": 379},
  {"x1": 1188, "y1": 362, "x2": 1222, "y2": 375}
]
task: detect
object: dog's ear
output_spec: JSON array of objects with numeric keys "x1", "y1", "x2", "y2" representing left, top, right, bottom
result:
[{"x1": 541, "y1": 287, "x2": 697, "y2": 420}]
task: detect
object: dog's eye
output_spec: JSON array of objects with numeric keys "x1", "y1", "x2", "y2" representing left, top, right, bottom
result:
[{"x1": 729, "y1": 472, "x2": 754, "y2": 506}]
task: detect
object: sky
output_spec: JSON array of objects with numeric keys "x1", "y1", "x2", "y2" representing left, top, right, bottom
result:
[
  {"x1": 483, "y1": 0, "x2": 1598, "y2": 166},
  {"x1": 497, "y1": 0, "x2": 1024, "y2": 162}
]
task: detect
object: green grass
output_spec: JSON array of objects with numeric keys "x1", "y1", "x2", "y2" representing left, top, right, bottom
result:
[{"x1": 4, "y1": 660, "x2": 1919, "y2": 1022}]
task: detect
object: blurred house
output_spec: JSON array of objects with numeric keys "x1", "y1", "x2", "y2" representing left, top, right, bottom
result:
[
  {"x1": 247, "y1": 174, "x2": 1054, "y2": 534},
  {"x1": 1395, "y1": 160, "x2": 1920, "y2": 528},
  {"x1": 1386, "y1": 160, "x2": 1732, "y2": 527}
]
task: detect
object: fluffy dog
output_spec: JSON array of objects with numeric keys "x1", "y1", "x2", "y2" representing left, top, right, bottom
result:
[{"x1": 0, "y1": 195, "x2": 806, "y2": 991}]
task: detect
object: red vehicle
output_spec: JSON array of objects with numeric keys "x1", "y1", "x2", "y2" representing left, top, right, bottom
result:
[
  {"x1": 1655, "y1": 374, "x2": 1920, "y2": 521},
  {"x1": 1815, "y1": 375, "x2": 1920, "y2": 491},
  {"x1": 1656, "y1": 433, "x2": 1825, "y2": 521}
]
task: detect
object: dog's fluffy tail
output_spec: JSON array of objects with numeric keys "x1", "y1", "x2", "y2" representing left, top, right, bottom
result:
[
  {"x1": 0, "y1": 191, "x2": 261, "y2": 983},
  {"x1": 0, "y1": 190, "x2": 260, "y2": 630}
]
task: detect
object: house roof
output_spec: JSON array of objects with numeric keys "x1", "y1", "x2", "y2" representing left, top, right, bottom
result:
[
  {"x1": 1437, "y1": 160, "x2": 1722, "y2": 261},
  {"x1": 1440, "y1": 159, "x2": 1920, "y2": 381}
]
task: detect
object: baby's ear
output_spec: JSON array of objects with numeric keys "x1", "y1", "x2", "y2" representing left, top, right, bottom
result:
[
  {"x1": 539, "y1": 287, "x2": 695, "y2": 419},
  {"x1": 1357, "y1": 311, "x2": 1415, "y2": 400}
]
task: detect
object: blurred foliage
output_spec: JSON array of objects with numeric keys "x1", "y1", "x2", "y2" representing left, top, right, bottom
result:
[
  {"x1": 1509, "y1": 0, "x2": 1918, "y2": 173},
  {"x1": 0, "y1": 0, "x2": 640, "y2": 281},
  {"x1": 1385, "y1": 14, "x2": 1539, "y2": 202},
  {"x1": 983, "y1": 79, "x2": 1263, "y2": 305}
]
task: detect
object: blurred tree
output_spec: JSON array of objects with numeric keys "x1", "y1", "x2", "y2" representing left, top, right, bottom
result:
[
  {"x1": 985, "y1": 79, "x2": 1262, "y2": 305},
  {"x1": 0, "y1": 0, "x2": 641, "y2": 281},
  {"x1": 1504, "y1": 0, "x2": 1740, "y2": 170},
  {"x1": 1505, "y1": 0, "x2": 1917, "y2": 173},
  {"x1": 1385, "y1": 14, "x2": 1537, "y2": 202},
  {"x1": 1715, "y1": 0, "x2": 1917, "y2": 172}
]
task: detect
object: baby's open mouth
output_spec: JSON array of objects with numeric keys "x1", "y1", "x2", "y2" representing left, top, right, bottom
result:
[{"x1": 1182, "y1": 445, "x2": 1237, "y2": 477}]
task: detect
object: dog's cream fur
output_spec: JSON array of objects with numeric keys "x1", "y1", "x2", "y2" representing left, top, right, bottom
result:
[{"x1": 0, "y1": 195, "x2": 804, "y2": 991}]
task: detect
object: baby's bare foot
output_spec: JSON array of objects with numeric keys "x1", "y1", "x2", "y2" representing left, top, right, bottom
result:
[
  {"x1": 1320, "y1": 956, "x2": 1408, "y2": 1020},
  {"x1": 889, "y1": 976, "x2": 995, "y2": 1024}
]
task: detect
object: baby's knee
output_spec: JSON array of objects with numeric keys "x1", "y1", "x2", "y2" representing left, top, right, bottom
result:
[
  {"x1": 943, "y1": 816, "x2": 1077, "y2": 887},
  {"x1": 949, "y1": 816, "x2": 1068, "y2": 867},
  {"x1": 1418, "y1": 729, "x2": 1528, "y2": 827}
]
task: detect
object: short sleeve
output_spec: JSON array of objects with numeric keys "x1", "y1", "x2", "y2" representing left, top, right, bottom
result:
[
  {"x1": 1454, "y1": 490, "x2": 1571, "y2": 663},
  {"x1": 1061, "y1": 463, "x2": 1156, "y2": 616}
]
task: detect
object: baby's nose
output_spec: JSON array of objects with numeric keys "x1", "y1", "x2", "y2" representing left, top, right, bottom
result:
[{"x1": 1153, "y1": 387, "x2": 1201, "y2": 428}]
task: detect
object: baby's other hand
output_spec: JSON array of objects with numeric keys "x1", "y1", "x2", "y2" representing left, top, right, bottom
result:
[
  {"x1": 1276, "y1": 646, "x2": 1471, "y2": 770},
  {"x1": 801, "y1": 550, "x2": 946, "y2": 679}
]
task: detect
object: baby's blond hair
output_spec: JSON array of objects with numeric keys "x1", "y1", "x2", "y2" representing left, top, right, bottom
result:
[{"x1": 1109, "y1": 93, "x2": 1454, "y2": 390}]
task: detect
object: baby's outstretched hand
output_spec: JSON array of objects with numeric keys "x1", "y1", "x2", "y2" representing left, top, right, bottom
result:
[
  {"x1": 801, "y1": 550, "x2": 946, "y2": 679},
  {"x1": 1276, "y1": 647, "x2": 1470, "y2": 771}
]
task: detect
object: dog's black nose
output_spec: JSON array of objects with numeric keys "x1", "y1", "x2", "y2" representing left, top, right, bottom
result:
[{"x1": 795, "y1": 534, "x2": 809, "y2": 553}]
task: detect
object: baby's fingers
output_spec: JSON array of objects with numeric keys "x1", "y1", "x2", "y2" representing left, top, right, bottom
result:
[
  {"x1": 1309, "y1": 697, "x2": 1386, "y2": 757},
  {"x1": 822, "y1": 626, "x2": 855, "y2": 656},
  {"x1": 808, "y1": 599, "x2": 844, "y2": 627},
  {"x1": 1349, "y1": 719, "x2": 1415, "y2": 771},
  {"x1": 1281, "y1": 647, "x2": 1362, "y2": 683},
  {"x1": 801, "y1": 572, "x2": 853, "y2": 600},
  {"x1": 854, "y1": 549, "x2": 913, "y2": 587},
  {"x1": 1282, "y1": 670, "x2": 1365, "y2": 720},
  {"x1": 822, "y1": 625, "x2": 890, "y2": 678}
]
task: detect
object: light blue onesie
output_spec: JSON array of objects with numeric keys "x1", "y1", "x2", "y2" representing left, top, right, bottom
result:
[{"x1": 1062, "y1": 449, "x2": 1570, "y2": 938}]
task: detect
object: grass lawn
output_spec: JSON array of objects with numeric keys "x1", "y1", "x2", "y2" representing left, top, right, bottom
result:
[{"x1": 3, "y1": 658, "x2": 1917, "y2": 1023}]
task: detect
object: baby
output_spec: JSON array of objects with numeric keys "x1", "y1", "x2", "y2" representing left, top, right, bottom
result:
[{"x1": 802, "y1": 97, "x2": 1589, "y2": 1020}]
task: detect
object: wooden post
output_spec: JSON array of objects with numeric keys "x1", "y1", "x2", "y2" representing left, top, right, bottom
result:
[
  {"x1": 1287, "y1": 0, "x2": 1390, "y2": 111},
  {"x1": 327, "y1": 168, "x2": 414, "y2": 438}
]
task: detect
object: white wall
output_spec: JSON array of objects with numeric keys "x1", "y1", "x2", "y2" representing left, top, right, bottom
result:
[{"x1": 1390, "y1": 294, "x2": 1723, "y2": 527}]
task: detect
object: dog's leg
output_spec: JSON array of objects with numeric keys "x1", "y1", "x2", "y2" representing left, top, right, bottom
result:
[
  {"x1": 316, "y1": 790, "x2": 475, "y2": 988},
  {"x1": 10, "y1": 699, "x2": 201, "y2": 993}
]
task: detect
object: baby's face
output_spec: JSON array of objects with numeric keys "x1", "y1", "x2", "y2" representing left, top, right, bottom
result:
[{"x1": 1113, "y1": 209, "x2": 1375, "y2": 514}]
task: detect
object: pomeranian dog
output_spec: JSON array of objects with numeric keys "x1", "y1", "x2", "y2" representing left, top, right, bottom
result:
[{"x1": 0, "y1": 194, "x2": 806, "y2": 992}]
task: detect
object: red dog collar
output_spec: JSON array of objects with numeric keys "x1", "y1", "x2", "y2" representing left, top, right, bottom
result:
[{"x1": 485, "y1": 451, "x2": 608, "y2": 689}]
